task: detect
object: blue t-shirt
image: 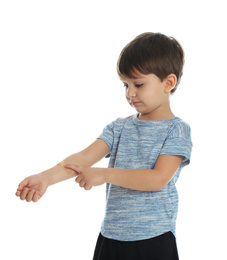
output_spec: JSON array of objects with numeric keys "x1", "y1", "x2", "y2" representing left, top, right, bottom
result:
[{"x1": 98, "y1": 114, "x2": 192, "y2": 241}]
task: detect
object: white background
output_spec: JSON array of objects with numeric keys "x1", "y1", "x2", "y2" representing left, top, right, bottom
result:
[{"x1": 1, "y1": 0, "x2": 227, "y2": 259}]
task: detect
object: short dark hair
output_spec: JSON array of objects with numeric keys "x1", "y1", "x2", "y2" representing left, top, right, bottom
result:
[{"x1": 117, "y1": 32, "x2": 185, "y2": 93}]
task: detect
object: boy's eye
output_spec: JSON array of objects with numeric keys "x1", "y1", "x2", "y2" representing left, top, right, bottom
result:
[{"x1": 122, "y1": 83, "x2": 143, "y2": 88}]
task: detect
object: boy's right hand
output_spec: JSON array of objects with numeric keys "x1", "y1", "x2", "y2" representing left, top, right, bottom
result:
[{"x1": 16, "y1": 174, "x2": 49, "y2": 202}]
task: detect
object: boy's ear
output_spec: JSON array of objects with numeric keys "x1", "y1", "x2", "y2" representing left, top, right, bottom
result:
[{"x1": 164, "y1": 74, "x2": 177, "y2": 93}]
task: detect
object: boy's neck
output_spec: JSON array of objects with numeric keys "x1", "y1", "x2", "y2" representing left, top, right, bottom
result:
[{"x1": 138, "y1": 109, "x2": 175, "y2": 121}]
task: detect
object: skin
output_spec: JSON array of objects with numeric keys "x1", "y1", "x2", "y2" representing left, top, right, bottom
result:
[
  {"x1": 120, "y1": 70, "x2": 177, "y2": 121},
  {"x1": 16, "y1": 70, "x2": 182, "y2": 201}
]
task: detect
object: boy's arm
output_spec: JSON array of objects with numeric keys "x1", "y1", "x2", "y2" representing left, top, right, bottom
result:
[
  {"x1": 65, "y1": 154, "x2": 183, "y2": 191},
  {"x1": 46, "y1": 139, "x2": 110, "y2": 185},
  {"x1": 105, "y1": 154, "x2": 183, "y2": 191},
  {"x1": 16, "y1": 139, "x2": 110, "y2": 202}
]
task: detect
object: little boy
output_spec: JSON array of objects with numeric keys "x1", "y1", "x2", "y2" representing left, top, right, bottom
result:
[{"x1": 16, "y1": 32, "x2": 192, "y2": 260}]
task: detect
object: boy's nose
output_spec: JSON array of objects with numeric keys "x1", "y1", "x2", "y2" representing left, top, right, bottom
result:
[{"x1": 126, "y1": 86, "x2": 136, "y2": 98}]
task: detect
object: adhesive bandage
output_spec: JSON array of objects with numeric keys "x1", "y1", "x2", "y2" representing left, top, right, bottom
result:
[{"x1": 57, "y1": 160, "x2": 73, "y2": 174}]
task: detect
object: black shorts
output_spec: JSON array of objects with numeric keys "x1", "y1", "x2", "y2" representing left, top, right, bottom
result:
[{"x1": 93, "y1": 231, "x2": 179, "y2": 260}]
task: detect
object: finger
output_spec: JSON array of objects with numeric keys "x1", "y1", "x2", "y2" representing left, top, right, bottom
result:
[
  {"x1": 84, "y1": 184, "x2": 92, "y2": 191},
  {"x1": 79, "y1": 180, "x2": 86, "y2": 188},
  {"x1": 26, "y1": 190, "x2": 36, "y2": 202},
  {"x1": 33, "y1": 192, "x2": 41, "y2": 202},
  {"x1": 20, "y1": 188, "x2": 30, "y2": 201},
  {"x1": 75, "y1": 174, "x2": 83, "y2": 183},
  {"x1": 16, "y1": 190, "x2": 21, "y2": 197}
]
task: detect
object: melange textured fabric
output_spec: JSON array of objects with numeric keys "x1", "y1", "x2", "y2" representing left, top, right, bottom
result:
[{"x1": 98, "y1": 114, "x2": 192, "y2": 241}]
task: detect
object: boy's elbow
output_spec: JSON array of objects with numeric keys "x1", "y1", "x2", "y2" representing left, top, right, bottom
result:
[
  {"x1": 146, "y1": 172, "x2": 168, "y2": 191},
  {"x1": 157, "y1": 182, "x2": 167, "y2": 191},
  {"x1": 157, "y1": 176, "x2": 169, "y2": 190},
  {"x1": 149, "y1": 183, "x2": 166, "y2": 192},
  {"x1": 143, "y1": 181, "x2": 165, "y2": 192}
]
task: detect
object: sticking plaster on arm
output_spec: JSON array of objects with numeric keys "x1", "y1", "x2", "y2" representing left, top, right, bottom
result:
[{"x1": 57, "y1": 160, "x2": 74, "y2": 174}]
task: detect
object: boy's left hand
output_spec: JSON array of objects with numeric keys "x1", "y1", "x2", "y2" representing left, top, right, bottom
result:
[{"x1": 64, "y1": 164, "x2": 106, "y2": 190}]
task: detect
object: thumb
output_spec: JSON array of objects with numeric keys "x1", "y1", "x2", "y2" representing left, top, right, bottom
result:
[
  {"x1": 64, "y1": 164, "x2": 81, "y2": 174},
  {"x1": 17, "y1": 178, "x2": 29, "y2": 191},
  {"x1": 16, "y1": 178, "x2": 29, "y2": 197}
]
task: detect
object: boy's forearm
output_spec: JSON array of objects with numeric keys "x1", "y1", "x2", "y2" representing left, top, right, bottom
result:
[
  {"x1": 39, "y1": 164, "x2": 77, "y2": 186},
  {"x1": 104, "y1": 168, "x2": 163, "y2": 191},
  {"x1": 38, "y1": 139, "x2": 110, "y2": 186},
  {"x1": 39, "y1": 140, "x2": 109, "y2": 186},
  {"x1": 101, "y1": 155, "x2": 182, "y2": 192},
  {"x1": 39, "y1": 152, "x2": 92, "y2": 186}
]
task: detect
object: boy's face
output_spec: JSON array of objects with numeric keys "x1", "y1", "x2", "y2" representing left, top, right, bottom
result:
[{"x1": 120, "y1": 70, "x2": 175, "y2": 121}]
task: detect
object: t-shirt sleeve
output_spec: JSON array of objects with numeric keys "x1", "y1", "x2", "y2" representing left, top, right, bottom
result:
[
  {"x1": 97, "y1": 121, "x2": 114, "y2": 157},
  {"x1": 160, "y1": 121, "x2": 193, "y2": 168}
]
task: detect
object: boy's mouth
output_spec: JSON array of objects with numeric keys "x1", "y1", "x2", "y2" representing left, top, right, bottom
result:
[{"x1": 132, "y1": 101, "x2": 142, "y2": 106}]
